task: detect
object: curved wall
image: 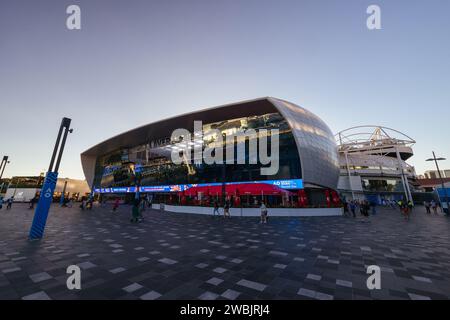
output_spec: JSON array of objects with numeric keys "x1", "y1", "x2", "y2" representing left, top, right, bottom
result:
[
  {"x1": 269, "y1": 98, "x2": 339, "y2": 189},
  {"x1": 81, "y1": 97, "x2": 340, "y2": 190}
]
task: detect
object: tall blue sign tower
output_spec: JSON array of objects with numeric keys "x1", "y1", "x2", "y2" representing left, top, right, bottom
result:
[{"x1": 29, "y1": 117, "x2": 73, "y2": 240}]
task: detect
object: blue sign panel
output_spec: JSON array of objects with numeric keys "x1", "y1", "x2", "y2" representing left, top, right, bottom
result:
[
  {"x1": 436, "y1": 188, "x2": 450, "y2": 210},
  {"x1": 29, "y1": 171, "x2": 58, "y2": 240},
  {"x1": 97, "y1": 179, "x2": 303, "y2": 194},
  {"x1": 140, "y1": 185, "x2": 183, "y2": 193},
  {"x1": 437, "y1": 188, "x2": 450, "y2": 199},
  {"x1": 180, "y1": 179, "x2": 303, "y2": 190}
]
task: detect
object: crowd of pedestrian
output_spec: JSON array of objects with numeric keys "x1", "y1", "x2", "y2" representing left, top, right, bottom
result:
[
  {"x1": 130, "y1": 195, "x2": 152, "y2": 223},
  {"x1": 209, "y1": 199, "x2": 269, "y2": 223},
  {"x1": 1, "y1": 191, "x2": 444, "y2": 227},
  {"x1": 343, "y1": 196, "x2": 444, "y2": 222},
  {"x1": 423, "y1": 200, "x2": 439, "y2": 214},
  {"x1": 344, "y1": 199, "x2": 373, "y2": 220},
  {"x1": 344, "y1": 198, "x2": 411, "y2": 221},
  {"x1": 0, "y1": 196, "x2": 14, "y2": 210},
  {"x1": 210, "y1": 200, "x2": 233, "y2": 219}
]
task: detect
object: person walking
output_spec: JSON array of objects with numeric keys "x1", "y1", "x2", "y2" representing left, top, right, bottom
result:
[
  {"x1": 67, "y1": 197, "x2": 73, "y2": 208},
  {"x1": 343, "y1": 200, "x2": 349, "y2": 216},
  {"x1": 112, "y1": 197, "x2": 120, "y2": 213},
  {"x1": 403, "y1": 203, "x2": 410, "y2": 221},
  {"x1": 80, "y1": 197, "x2": 87, "y2": 210},
  {"x1": 212, "y1": 201, "x2": 220, "y2": 217},
  {"x1": 6, "y1": 197, "x2": 13, "y2": 210},
  {"x1": 431, "y1": 200, "x2": 438, "y2": 214},
  {"x1": 138, "y1": 198, "x2": 145, "y2": 221},
  {"x1": 407, "y1": 200, "x2": 414, "y2": 213},
  {"x1": 29, "y1": 196, "x2": 37, "y2": 209},
  {"x1": 223, "y1": 201, "x2": 231, "y2": 218},
  {"x1": 423, "y1": 201, "x2": 431, "y2": 214},
  {"x1": 363, "y1": 201, "x2": 370, "y2": 218},
  {"x1": 260, "y1": 202, "x2": 268, "y2": 224},
  {"x1": 397, "y1": 199, "x2": 403, "y2": 212},
  {"x1": 370, "y1": 200, "x2": 377, "y2": 216},
  {"x1": 86, "y1": 197, "x2": 94, "y2": 210},
  {"x1": 349, "y1": 201, "x2": 356, "y2": 218},
  {"x1": 131, "y1": 199, "x2": 140, "y2": 223}
]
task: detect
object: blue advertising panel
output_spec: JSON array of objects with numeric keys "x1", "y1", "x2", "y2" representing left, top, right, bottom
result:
[
  {"x1": 436, "y1": 188, "x2": 450, "y2": 199},
  {"x1": 436, "y1": 188, "x2": 450, "y2": 210},
  {"x1": 97, "y1": 179, "x2": 303, "y2": 194},
  {"x1": 29, "y1": 171, "x2": 58, "y2": 240}
]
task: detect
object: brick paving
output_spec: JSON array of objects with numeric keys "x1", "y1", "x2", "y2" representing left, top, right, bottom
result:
[{"x1": 0, "y1": 203, "x2": 449, "y2": 300}]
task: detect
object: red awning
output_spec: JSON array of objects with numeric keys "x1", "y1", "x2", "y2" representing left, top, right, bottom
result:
[{"x1": 182, "y1": 183, "x2": 294, "y2": 196}]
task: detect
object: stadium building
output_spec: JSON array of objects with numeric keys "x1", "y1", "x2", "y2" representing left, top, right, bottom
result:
[
  {"x1": 81, "y1": 97, "x2": 342, "y2": 215},
  {"x1": 336, "y1": 126, "x2": 420, "y2": 204}
]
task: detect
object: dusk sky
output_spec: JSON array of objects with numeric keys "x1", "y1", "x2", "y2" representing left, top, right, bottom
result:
[{"x1": 0, "y1": 0, "x2": 449, "y2": 180}]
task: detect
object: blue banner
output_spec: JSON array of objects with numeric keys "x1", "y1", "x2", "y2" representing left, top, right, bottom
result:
[
  {"x1": 29, "y1": 172, "x2": 58, "y2": 240},
  {"x1": 437, "y1": 188, "x2": 450, "y2": 199},
  {"x1": 96, "y1": 179, "x2": 303, "y2": 194}
]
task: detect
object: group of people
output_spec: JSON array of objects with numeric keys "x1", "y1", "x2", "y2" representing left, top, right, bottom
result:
[
  {"x1": 60, "y1": 196, "x2": 75, "y2": 208},
  {"x1": 212, "y1": 200, "x2": 269, "y2": 223},
  {"x1": 130, "y1": 197, "x2": 152, "y2": 223},
  {"x1": 423, "y1": 200, "x2": 439, "y2": 214},
  {"x1": 0, "y1": 196, "x2": 14, "y2": 210},
  {"x1": 80, "y1": 196, "x2": 94, "y2": 210},
  {"x1": 381, "y1": 199, "x2": 402, "y2": 210},
  {"x1": 396, "y1": 199, "x2": 414, "y2": 220},
  {"x1": 343, "y1": 197, "x2": 442, "y2": 221},
  {"x1": 212, "y1": 200, "x2": 231, "y2": 218},
  {"x1": 344, "y1": 200, "x2": 375, "y2": 219}
]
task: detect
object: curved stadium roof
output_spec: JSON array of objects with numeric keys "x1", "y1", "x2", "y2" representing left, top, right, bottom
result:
[{"x1": 81, "y1": 97, "x2": 339, "y2": 190}]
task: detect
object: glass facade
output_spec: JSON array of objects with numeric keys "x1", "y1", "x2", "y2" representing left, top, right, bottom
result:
[
  {"x1": 361, "y1": 178, "x2": 405, "y2": 192},
  {"x1": 269, "y1": 98, "x2": 339, "y2": 189},
  {"x1": 92, "y1": 112, "x2": 302, "y2": 189}
]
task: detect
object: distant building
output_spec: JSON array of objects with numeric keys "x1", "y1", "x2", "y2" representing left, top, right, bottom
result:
[
  {"x1": 0, "y1": 178, "x2": 11, "y2": 194},
  {"x1": 416, "y1": 178, "x2": 450, "y2": 192},
  {"x1": 423, "y1": 169, "x2": 450, "y2": 179},
  {"x1": 3, "y1": 176, "x2": 90, "y2": 202},
  {"x1": 336, "y1": 126, "x2": 419, "y2": 204}
]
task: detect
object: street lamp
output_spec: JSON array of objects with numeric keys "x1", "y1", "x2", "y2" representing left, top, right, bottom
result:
[
  {"x1": 29, "y1": 117, "x2": 73, "y2": 240},
  {"x1": 12, "y1": 177, "x2": 21, "y2": 198},
  {"x1": 0, "y1": 156, "x2": 10, "y2": 180},
  {"x1": 60, "y1": 178, "x2": 68, "y2": 206},
  {"x1": 426, "y1": 151, "x2": 449, "y2": 215},
  {"x1": 221, "y1": 133, "x2": 227, "y2": 207}
]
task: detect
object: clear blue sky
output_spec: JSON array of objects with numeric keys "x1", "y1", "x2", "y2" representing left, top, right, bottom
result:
[{"x1": 1, "y1": 0, "x2": 449, "y2": 179}]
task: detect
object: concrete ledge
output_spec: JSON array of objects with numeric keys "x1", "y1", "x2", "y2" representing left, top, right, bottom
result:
[{"x1": 158, "y1": 204, "x2": 342, "y2": 217}]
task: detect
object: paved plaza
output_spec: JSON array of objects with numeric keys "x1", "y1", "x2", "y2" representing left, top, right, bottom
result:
[{"x1": 0, "y1": 203, "x2": 449, "y2": 300}]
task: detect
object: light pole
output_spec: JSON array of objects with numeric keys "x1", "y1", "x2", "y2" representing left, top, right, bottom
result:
[
  {"x1": 395, "y1": 146, "x2": 412, "y2": 203},
  {"x1": 221, "y1": 133, "x2": 226, "y2": 207},
  {"x1": 426, "y1": 151, "x2": 449, "y2": 215},
  {"x1": 12, "y1": 177, "x2": 21, "y2": 198},
  {"x1": 29, "y1": 117, "x2": 73, "y2": 240},
  {"x1": 0, "y1": 156, "x2": 10, "y2": 180},
  {"x1": 344, "y1": 151, "x2": 355, "y2": 200},
  {"x1": 60, "y1": 178, "x2": 68, "y2": 206}
]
